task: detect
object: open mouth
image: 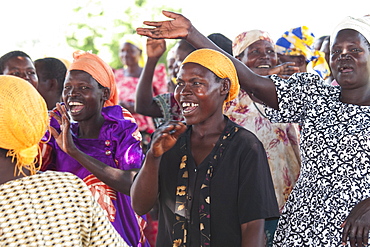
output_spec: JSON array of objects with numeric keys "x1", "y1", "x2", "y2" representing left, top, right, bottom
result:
[
  {"x1": 181, "y1": 102, "x2": 199, "y2": 114},
  {"x1": 339, "y1": 66, "x2": 354, "y2": 73},
  {"x1": 256, "y1": 64, "x2": 271, "y2": 69},
  {"x1": 68, "y1": 101, "x2": 85, "y2": 114}
]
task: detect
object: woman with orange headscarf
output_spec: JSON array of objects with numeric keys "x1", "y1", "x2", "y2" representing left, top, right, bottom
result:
[{"x1": 41, "y1": 50, "x2": 149, "y2": 247}]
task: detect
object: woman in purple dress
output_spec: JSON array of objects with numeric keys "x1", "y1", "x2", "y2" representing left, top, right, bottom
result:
[{"x1": 41, "y1": 50, "x2": 149, "y2": 247}]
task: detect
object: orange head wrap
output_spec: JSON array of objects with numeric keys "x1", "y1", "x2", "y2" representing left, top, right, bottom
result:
[
  {"x1": 69, "y1": 50, "x2": 118, "y2": 107},
  {"x1": 0, "y1": 75, "x2": 49, "y2": 176}
]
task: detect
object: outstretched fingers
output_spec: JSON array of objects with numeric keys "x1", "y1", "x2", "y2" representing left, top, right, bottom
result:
[
  {"x1": 161, "y1": 10, "x2": 178, "y2": 18},
  {"x1": 136, "y1": 27, "x2": 163, "y2": 39},
  {"x1": 142, "y1": 21, "x2": 163, "y2": 27}
]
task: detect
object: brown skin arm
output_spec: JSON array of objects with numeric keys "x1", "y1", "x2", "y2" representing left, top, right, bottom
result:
[
  {"x1": 120, "y1": 101, "x2": 135, "y2": 113},
  {"x1": 341, "y1": 198, "x2": 370, "y2": 247},
  {"x1": 49, "y1": 103, "x2": 138, "y2": 195},
  {"x1": 135, "y1": 38, "x2": 167, "y2": 117},
  {"x1": 131, "y1": 121, "x2": 187, "y2": 215},
  {"x1": 241, "y1": 219, "x2": 265, "y2": 247},
  {"x1": 137, "y1": 10, "x2": 279, "y2": 110}
]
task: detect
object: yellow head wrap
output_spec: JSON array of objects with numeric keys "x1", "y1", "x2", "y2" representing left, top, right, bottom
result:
[
  {"x1": 69, "y1": 50, "x2": 118, "y2": 107},
  {"x1": 0, "y1": 75, "x2": 48, "y2": 175},
  {"x1": 182, "y1": 49, "x2": 239, "y2": 103},
  {"x1": 275, "y1": 26, "x2": 331, "y2": 79},
  {"x1": 120, "y1": 34, "x2": 146, "y2": 68}
]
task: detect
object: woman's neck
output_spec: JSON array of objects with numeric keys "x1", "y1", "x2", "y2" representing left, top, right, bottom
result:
[
  {"x1": 192, "y1": 114, "x2": 227, "y2": 138},
  {"x1": 340, "y1": 87, "x2": 370, "y2": 106},
  {"x1": 77, "y1": 114, "x2": 105, "y2": 139},
  {"x1": 124, "y1": 64, "x2": 142, "y2": 78},
  {"x1": 0, "y1": 154, "x2": 29, "y2": 185}
]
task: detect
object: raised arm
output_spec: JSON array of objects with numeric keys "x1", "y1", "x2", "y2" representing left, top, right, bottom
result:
[
  {"x1": 137, "y1": 10, "x2": 279, "y2": 109},
  {"x1": 135, "y1": 38, "x2": 167, "y2": 117}
]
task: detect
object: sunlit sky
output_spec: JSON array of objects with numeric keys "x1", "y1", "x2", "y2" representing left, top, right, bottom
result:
[{"x1": 2, "y1": 0, "x2": 368, "y2": 64}]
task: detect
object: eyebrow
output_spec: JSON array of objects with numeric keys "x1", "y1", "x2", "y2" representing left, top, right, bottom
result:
[{"x1": 7, "y1": 66, "x2": 35, "y2": 70}]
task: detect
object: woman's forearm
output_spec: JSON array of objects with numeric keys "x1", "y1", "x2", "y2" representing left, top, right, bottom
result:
[
  {"x1": 185, "y1": 26, "x2": 279, "y2": 109},
  {"x1": 130, "y1": 151, "x2": 161, "y2": 215},
  {"x1": 67, "y1": 148, "x2": 138, "y2": 195},
  {"x1": 135, "y1": 57, "x2": 163, "y2": 117}
]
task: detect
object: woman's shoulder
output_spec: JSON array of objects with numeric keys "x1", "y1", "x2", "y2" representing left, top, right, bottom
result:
[
  {"x1": 102, "y1": 105, "x2": 137, "y2": 125},
  {"x1": 101, "y1": 105, "x2": 142, "y2": 140},
  {"x1": 271, "y1": 72, "x2": 341, "y2": 97},
  {"x1": 225, "y1": 118, "x2": 262, "y2": 145}
]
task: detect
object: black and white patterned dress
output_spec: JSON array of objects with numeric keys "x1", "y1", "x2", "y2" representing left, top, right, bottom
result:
[{"x1": 265, "y1": 73, "x2": 370, "y2": 246}]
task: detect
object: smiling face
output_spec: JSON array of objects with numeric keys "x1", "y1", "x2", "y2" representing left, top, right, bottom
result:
[
  {"x1": 330, "y1": 29, "x2": 370, "y2": 90},
  {"x1": 119, "y1": 42, "x2": 142, "y2": 67},
  {"x1": 63, "y1": 70, "x2": 108, "y2": 122},
  {"x1": 174, "y1": 63, "x2": 228, "y2": 126},
  {"x1": 3, "y1": 56, "x2": 38, "y2": 88},
  {"x1": 237, "y1": 40, "x2": 278, "y2": 76}
]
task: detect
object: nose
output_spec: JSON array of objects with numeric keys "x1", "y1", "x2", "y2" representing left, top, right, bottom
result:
[
  {"x1": 259, "y1": 54, "x2": 269, "y2": 61},
  {"x1": 67, "y1": 86, "x2": 79, "y2": 97},
  {"x1": 19, "y1": 71, "x2": 29, "y2": 80},
  {"x1": 337, "y1": 53, "x2": 350, "y2": 61},
  {"x1": 260, "y1": 50, "x2": 269, "y2": 58},
  {"x1": 179, "y1": 83, "x2": 192, "y2": 96},
  {"x1": 337, "y1": 49, "x2": 350, "y2": 60}
]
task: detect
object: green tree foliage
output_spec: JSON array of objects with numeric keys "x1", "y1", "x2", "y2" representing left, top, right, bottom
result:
[{"x1": 66, "y1": 0, "x2": 181, "y2": 69}]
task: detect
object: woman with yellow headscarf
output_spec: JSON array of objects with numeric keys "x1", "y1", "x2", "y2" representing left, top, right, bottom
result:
[
  {"x1": 131, "y1": 48, "x2": 279, "y2": 247},
  {"x1": 0, "y1": 75, "x2": 127, "y2": 246},
  {"x1": 114, "y1": 34, "x2": 168, "y2": 152},
  {"x1": 136, "y1": 10, "x2": 370, "y2": 247}
]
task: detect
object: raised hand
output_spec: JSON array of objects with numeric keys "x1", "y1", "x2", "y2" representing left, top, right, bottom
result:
[
  {"x1": 150, "y1": 121, "x2": 187, "y2": 157},
  {"x1": 341, "y1": 198, "x2": 370, "y2": 247},
  {"x1": 265, "y1": 62, "x2": 300, "y2": 79},
  {"x1": 49, "y1": 103, "x2": 78, "y2": 155},
  {"x1": 136, "y1": 10, "x2": 191, "y2": 40},
  {"x1": 146, "y1": 38, "x2": 166, "y2": 59}
]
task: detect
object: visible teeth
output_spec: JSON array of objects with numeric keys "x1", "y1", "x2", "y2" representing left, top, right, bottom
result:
[
  {"x1": 182, "y1": 102, "x2": 199, "y2": 108},
  {"x1": 69, "y1": 102, "x2": 83, "y2": 106},
  {"x1": 257, "y1": 65, "x2": 270, "y2": 68}
]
